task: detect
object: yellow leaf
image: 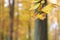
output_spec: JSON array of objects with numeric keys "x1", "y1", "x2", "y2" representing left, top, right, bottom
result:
[
  {"x1": 36, "y1": 14, "x2": 46, "y2": 20},
  {"x1": 29, "y1": 3, "x2": 40, "y2": 10},
  {"x1": 42, "y1": 4, "x2": 54, "y2": 13}
]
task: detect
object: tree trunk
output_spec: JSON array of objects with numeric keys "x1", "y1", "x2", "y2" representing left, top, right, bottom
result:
[
  {"x1": 34, "y1": 16, "x2": 47, "y2": 40},
  {"x1": 9, "y1": 0, "x2": 14, "y2": 40}
]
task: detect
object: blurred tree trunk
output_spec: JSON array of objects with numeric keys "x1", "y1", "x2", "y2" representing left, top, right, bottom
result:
[{"x1": 9, "y1": 0, "x2": 14, "y2": 40}]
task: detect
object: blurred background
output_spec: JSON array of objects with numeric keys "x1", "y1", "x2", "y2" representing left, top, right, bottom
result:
[
  {"x1": 0, "y1": 0, "x2": 60, "y2": 40},
  {"x1": 0, "y1": 0, "x2": 35, "y2": 40}
]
